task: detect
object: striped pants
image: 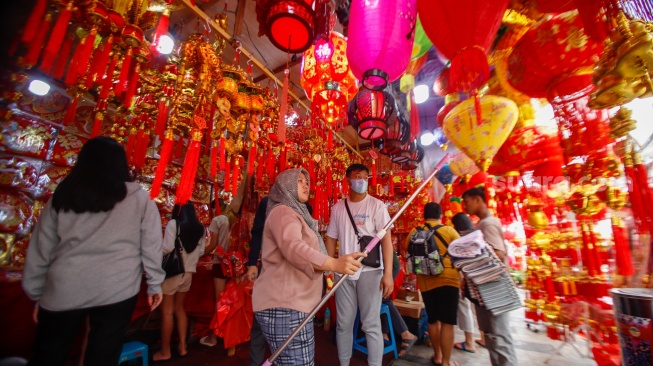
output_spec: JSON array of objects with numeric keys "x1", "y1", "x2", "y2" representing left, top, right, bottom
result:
[{"x1": 255, "y1": 308, "x2": 315, "y2": 366}]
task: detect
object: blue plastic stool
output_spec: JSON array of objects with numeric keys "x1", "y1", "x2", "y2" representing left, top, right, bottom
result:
[
  {"x1": 352, "y1": 303, "x2": 398, "y2": 359},
  {"x1": 118, "y1": 341, "x2": 148, "y2": 366}
]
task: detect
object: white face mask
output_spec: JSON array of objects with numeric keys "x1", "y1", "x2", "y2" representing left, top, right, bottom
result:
[{"x1": 349, "y1": 178, "x2": 368, "y2": 194}]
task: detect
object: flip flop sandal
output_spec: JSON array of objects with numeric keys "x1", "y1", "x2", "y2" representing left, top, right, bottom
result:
[
  {"x1": 475, "y1": 339, "x2": 486, "y2": 349},
  {"x1": 199, "y1": 336, "x2": 217, "y2": 347},
  {"x1": 398, "y1": 337, "x2": 417, "y2": 358},
  {"x1": 454, "y1": 342, "x2": 476, "y2": 353}
]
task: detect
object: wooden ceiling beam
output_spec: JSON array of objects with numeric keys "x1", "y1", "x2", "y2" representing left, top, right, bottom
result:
[
  {"x1": 253, "y1": 58, "x2": 302, "y2": 83},
  {"x1": 232, "y1": 0, "x2": 246, "y2": 37}
]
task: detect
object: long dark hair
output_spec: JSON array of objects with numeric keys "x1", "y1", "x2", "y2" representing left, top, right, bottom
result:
[
  {"x1": 172, "y1": 203, "x2": 205, "y2": 252},
  {"x1": 452, "y1": 212, "x2": 474, "y2": 235},
  {"x1": 53, "y1": 136, "x2": 131, "y2": 213}
]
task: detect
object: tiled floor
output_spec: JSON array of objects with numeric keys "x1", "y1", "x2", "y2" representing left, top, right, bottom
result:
[{"x1": 137, "y1": 291, "x2": 601, "y2": 366}]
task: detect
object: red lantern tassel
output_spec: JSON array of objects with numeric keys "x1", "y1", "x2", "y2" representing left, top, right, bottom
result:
[
  {"x1": 123, "y1": 63, "x2": 140, "y2": 109},
  {"x1": 99, "y1": 55, "x2": 118, "y2": 99},
  {"x1": 75, "y1": 27, "x2": 97, "y2": 81},
  {"x1": 64, "y1": 41, "x2": 84, "y2": 86},
  {"x1": 152, "y1": 9, "x2": 170, "y2": 52},
  {"x1": 45, "y1": 1, "x2": 73, "y2": 58},
  {"x1": 409, "y1": 94, "x2": 420, "y2": 141},
  {"x1": 219, "y1": 137, "x2": 226, "y2": 170},
  {"x1": 231, "y1": 157, "x2": 240, "y2": 196},
  {"x1": 87, "y1": 35, "x2": 113, "y2": 89},
  {"x1": 150, "y1": 129, "x2": 175, "y2": 199},
  {"x1": 21, "y1": 0, "x2": 48, "y2": 44},
  {"x1": 389, "y1": 173, "x2": 395, "y2": 195},
  {"x1": 90, "y1": 99, "x2": 107, "y2": 138},
  {"x1": 125, "y1": 127, "x2": 138, "y2": 166},
  {"x1": 588, "y1": 224, "x2": 603, "y2": 272},
  {"x1": 174, "y1": 135, "x2": 185, "y2": 160},
  {"x1": 342, "y1": 176, "x2": 349, "y2": 194},
  {"x1": 39, "y1": 49, "x2": 56, "y2": 75},
  {"x1": 213, "y1": 179, "x2": 221, "y2": 216},
  {"x1": 114, "y1": 48, "x2": 133, "y2": 95},
  {"x1": 63, "y1": 94, "x2": 79, "y2": 126},
  {"x1": 210, "y1": 140, "x2": 218, "y2": 178},
  {"x1": 581, "y1": 222, "x2": 597, "y2": 276},
  {"x1": 277, "y1": 69, "x2": 289, "y2": 143},
  {"x1": 371, "y1": 159, "x2": 377, "y2": 187},
  {"x1": 134, "y1": 128, "x2": 150, "y2": 170},
  {"x1": 247, "y1": 144, "x2": 257, "y2": 175},
  {"x1": 279, "y1": 144, "x2": 287, "y2": 173},
  {"x1": 267, "y1": 148, "x2": 276, "y2": 182},
  {"x1": 52, "y1": 34, "x2": 73, "y2": 80},
  {"x1": 22, "y1": 13, "x2": 52, "y2": 68},
  {"x1": 155, "y1": 97, "x2": 169, "y2": 138},
  {"x1": 326, "y1": 167, "x2": 333, "y2": 198},
  {"x1": 449, "y1": 46, "x2": 490, "y2": 93},
  {"x1": 612, "y1": 217, "x2": 635, "y2": 276},
  {"x1": 175, "y1": 131, "x2": 203, "y2": 204},
  {"x1": 625, "y1": 163, "x2": 648, "y2": 233},
  {"x1": 473, "y1": 94, "x2": 484, "y2": 126},
  {"x1": 256, "y1": 149, "x2": 264, "y2": 184},
  {"x1": 327, "y1": 129, "x2": 333, "y2": 150},
  {"x1": 224, "y1": 156, "x2": 231, "y2": 193},
  {"x1": 545, "y1": 275, "x2": 556, "y2": 302},
  {"x1": 312, "y1": 186, "x2": 319, "y2": 220}
]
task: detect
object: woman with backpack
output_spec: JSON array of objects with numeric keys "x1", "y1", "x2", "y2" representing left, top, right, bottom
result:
[{"x1": 153, "y1": 203, "x2": 205, "y2": 361}]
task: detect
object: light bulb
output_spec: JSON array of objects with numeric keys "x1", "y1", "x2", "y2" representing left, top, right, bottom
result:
[
  {"x1": 156, "y1": 34, "x2": 175, "y2": 55},
  {"x1": 419, "y1": 131, "x2": 435, "y2": 146},
  {"x1": 28, "y1": 80, "x2": 50, "y2": 96},
  {"x1": 414, "y1": 84, "x2": 429, "y2": 104}
]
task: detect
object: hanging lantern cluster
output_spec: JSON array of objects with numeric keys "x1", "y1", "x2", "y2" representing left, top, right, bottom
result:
[
  {"x1": 347, "y1": 0, "x2": 417, "y2": 90},
  {"x1": 378, "y1": 114, "x2": 410, "y2": 157},
  {"x1": 301, "y1": 31, "x2": 358, "y2": 128}
]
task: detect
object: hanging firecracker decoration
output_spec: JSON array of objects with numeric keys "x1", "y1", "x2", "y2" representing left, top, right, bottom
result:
[{"x1": 347, "y1": 0, "x2": 417, "y2": 90}]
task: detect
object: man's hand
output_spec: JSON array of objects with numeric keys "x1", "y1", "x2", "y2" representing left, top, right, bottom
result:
[
  {"x1": 246, "y1": 265, "x2": 259, "y2": 282},
  {"x1": 148, "y1": 293, "x2": 163, "y2": 311},
  {"x1": 380, "y1": 272, "x2": 394, "y2": 298}
]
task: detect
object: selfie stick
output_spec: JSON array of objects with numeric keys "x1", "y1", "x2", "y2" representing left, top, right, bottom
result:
[{"x1": 262, "y1": 154, "x2": 450, "y2": 366}]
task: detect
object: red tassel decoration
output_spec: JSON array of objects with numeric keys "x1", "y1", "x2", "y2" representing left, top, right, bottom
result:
[
  {"x1": 625, "y1": 159, "x2": 648, "y2": 233},
  {"x1": 150, "y1": 129, "x2": 175, "y2": 199},
  {"x1": 371, "y1": 159, "x2": 377, "y2": 187},
  {"x1": 152, "y1": 9, "x2": 170, "y2": 52},
  {"x1": 342, "y1": 175, "x2": 349, "y2": 194},
  {"x1": 210, "y1": 140, "x2": 218, "y2": 178},
  {"x1": 449, "y1": 46, "x2": 490, "y2": 93},
  {"x1": 21, "y1": 0, "x2": 48, "y2": 44},
  {"x1": 213, "y1": 179, "x2": 221, "y2": 216},
  {"x1": 232, "y1": 156, "x2": 240, "y2": 196},
  {"x1": 409, "y1": 94, "x2": 420, "y2": 141},
  {"x1": 52, "y1": 34, "x2": 73, "y2": 80},
  {"x1": 87, "y1": 35, "x2": 113, "y2": 89},
  {"x1": 22, "y1": 13, "x2": 52, "y2": 68},
  {"x1": 588, "y1": 223, "x2": 603, "y2": 273},
  {"x1": 76, "y1": 27, "x2": 98, "y2": 81},
  {"x1": 114, "y1": 48, "x2": 133, "y2": 95},
  {"x1": 99, "y1": 55, "x2": 118, "y2": 99},
  {"x1": 544, "y1": 275, "x2": 556, "y2": 302},
  {"x1": 312, "y1": 185, "x2": 319, "y2": 220},
  {"x1": 612, "y1": 216, "x2": 635, "y2": 276},
  {"x1": 277, "y1": 69, "x2": 289, "y2": 143},
  {"x1": 219, "y1": 137, "x2": 226, "y2": 170},
  {"x1": 247, "y1": 144, "x2": 257, "y2": 175},
  {"x1": 279, "y1": 144, "x2": 287, "y2": 173},
  {"x1": 134, "y1": 128, "x2": 150, "y2": 170},
  {"x1": 125, "y1": 127, "x2": 138, "y2": 166},
  {"x1": 326, "y1": 166, "x2": 333, "y2": 198},
  {"x1": 44, "y1": 1, "x2": 74, "y2": 58},
  {"x1": 39, "y1": 50, "x2": 56, "y2": 75},
  {"x1": 473, "y1": 94, "x2": 484, "y2": 126},
  {"x1": 90, "y1": 99, "x2": 107, "y2": 138},
  {"x1": 267, "y1": 148, "x2": 276, "y2": 182},
  {"x1": 175, "y1": 130, "x2": 203, "y2": 204},
  {"x1": 63, "y1": 93, "x2": 79, "y2": 126},
  {"x1": 224, "y1": 156, "x2": 231, "y2": 193},
  {"x1": 581, "y1": 222, "x2": 597, "y2": 276},
  {"x1": 256, "y1": 149, "x2": 264, "y2": 184},
  {"x1": 123, "y1": 63, "x2": 140, "y2": 109},
  {"x1": 389, "y1": 172, "x2": 395, "y2": 195},
  {"x1": 174, "y1": 135, "x2": 185, "y2": 160},
  {"x1": 64, "y1": 41, "x2": 84, "y2": 86}
]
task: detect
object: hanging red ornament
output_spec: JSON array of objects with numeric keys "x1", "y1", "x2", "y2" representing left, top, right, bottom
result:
[
  {"x1": 279, "y1": 144, "x2": 287, "y2": 173},
  {"x1": 87, "y1": 36, "x2": 114, "y2": 88},
  {"x1": 123, "y1": 63, "x2": 141, "y2": 109},
  {"x1": 267, "y1": 147, "x2": 276, "y2": 182},
  {"x1": 232, "y1": 156, "x2": 241, "y2": 196},
  {"x1": 75, "y1": 27, "x2": 98, "y2": 81},
  {"x1": 99, "y1": 55, "x2": 118, "y2": 99},
  {"x1": 133, "y1": 127, "x2": 150, "y2": 170},
  {"x1": 247, "y1": 144, "x2": 257, "y2": 175},
  {"x1": 214, "y1": 179, "x2": 221, "y2": 216},
  {"x1": 210, "y1": 140, "x2": 218, "y2": 178},
  {"x1": 151, "y1": 9, "x2": 171, "y2": 53},
  {"x1": 371, "y1": 159, "x2": 377, "y2": 187},
  {"x1": 224, "y1": 156, "x2": 232, "y2": 192},
  {"x1": 44, "y1": 1, "x2": 74, "y2": 61},
  {"x1": 175, "y1": 130, "x2": 203, "y2": 204},
  {"x1": 63, "y1": 91, "x2": 81, "y2": 126},
  {"x1": 90, "y1": 99, "x2": 108, "y2": 138},
  {"x1": 21, "y1": 0, "x2": 48, "y2": 44},
  {"x1": 277, "y1": 69, "x2": 289, "y2": 143},
  {"x1": 150, "y1": 130, "x2": 175, "y2": 199},
  {"x1": 256, "y1": 148, "x2": 265, "y2": 184},
  {"x1": 612, "y1": 216, "x2": 635, "y2": 276},
  {"x1": 52, "y1": 34, "x2": 74, "y2": 80},
  {"x1": 22, "y1": 13, "x2": 52, "y2": 68},
  {"x1": 125, "y1": 127, "x2": 138, "y2": 166},
  {"x1": 219, "y1": 137, "x2": 227, "y2": 171},
  {"x1": 64, "y1": 43, "x2": 84, "y2": 86},
  {"x1": 326, "y1": 166, "x2": 333, "y2": 198},
  {"x1": 409, "y1": 93, "x2": 420, "y2": 141},
  {"x1": 155, "y1": 85, "x2": 173, "y2": 137}
]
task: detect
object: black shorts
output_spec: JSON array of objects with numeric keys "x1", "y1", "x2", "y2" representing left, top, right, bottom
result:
[
  {"x1": 422, "y1": 286, "x2": 459, "y2": 325},
  {"x1": 211, "y1": 263, "x2": 230, "y2": 279}
]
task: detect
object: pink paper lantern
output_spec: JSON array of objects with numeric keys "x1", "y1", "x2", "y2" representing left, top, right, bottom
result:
[{"x1": 346, "y1": 0, "x2": 416, "y2": 90}]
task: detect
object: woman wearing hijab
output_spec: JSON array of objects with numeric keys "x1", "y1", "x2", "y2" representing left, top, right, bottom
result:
[
  {"x1": 22, "y1": 136, "x2": 165, "y2": 366},
  {"x1": 252, "y1": 168, "x2": 366, "y2": 365},
  {"x1": 450, "y1": 213, "x2": 480, "y2": 353},
  {"x1": 153, "y1": 203, "x2": 205, "y2": 361}
]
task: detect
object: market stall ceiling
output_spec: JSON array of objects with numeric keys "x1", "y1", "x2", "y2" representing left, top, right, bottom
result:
[{"x1": 166, "y1": 0, "x2": 446, "y2": 151}]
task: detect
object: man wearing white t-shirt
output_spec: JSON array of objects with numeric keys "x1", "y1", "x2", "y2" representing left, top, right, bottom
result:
[{"x1": 326, "y1": 163, "x2": 394, "y2": 366}]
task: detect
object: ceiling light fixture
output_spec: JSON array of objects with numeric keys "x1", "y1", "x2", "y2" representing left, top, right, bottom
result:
[{"x1": 414, "y1": 84, "x2": 429, "y2": 104}]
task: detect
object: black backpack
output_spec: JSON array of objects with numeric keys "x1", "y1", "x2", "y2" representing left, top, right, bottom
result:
[{"x1": 406, "y1": 224, "x2": 449, "y2": 276}]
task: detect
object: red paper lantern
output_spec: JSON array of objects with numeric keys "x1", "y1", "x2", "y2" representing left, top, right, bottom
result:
[
  {"x1": 349, "y1": 88, "x2": 396, "y2": 140},
  {"x1": 257, "y1": 0, "x2": 316, "y2": 53},
  {"x1": 392, "y1": 140, "x2": 417, "y2": 164},
  {"x1": 400, "y1": 144, "x2": 425, "y2": 170},
  {"x1": 379, "y1": 114, "x2": 410, "y2": 156},
  {"x1": 417, "y1": 0, "x2": 509, "y2": 92}
]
